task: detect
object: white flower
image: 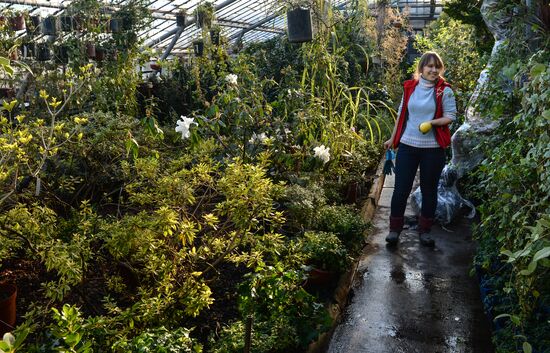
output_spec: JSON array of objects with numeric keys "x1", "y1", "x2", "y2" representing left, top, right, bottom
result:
[
  {"x1": 313, "y1": 145, "x2": 330, "y2": 164},
  {"x1": 3, "y1": 332, "x2": 15, "y2": 346},
  {"x1": 248, "y1": 132, "x2": 268, "y2": 144},
  {"x1": 225, "y1": 74, "x2": 238, "y2": 85},
  {"x1": 175, "y1": 116, "x2": 197, "y2": 140}
]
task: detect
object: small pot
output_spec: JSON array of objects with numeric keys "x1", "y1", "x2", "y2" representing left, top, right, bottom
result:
[
  {"x1": 150, "y1": 62, "x2": 161, "y2": 71},
  {"x1": 287, "y1": 7, "x2": 313, "y2": 43},
  {"x1": 95, "y1": 47, "x2": 105, "y2": 61},
  {"x1": 306, "y1": 268, "x2": 337, "y2": 286},
  {"x1": 176, "y1": 13, "x2": 186, "y2": 27},
  {"x1": 42, "y1": 16, "x2": 57, "y2": 35},
  {"x1": 10, "y1": 14, "x2": 25, "y2": 31},
  {"x1": 21, "y1": 43, "x2": 35, "y2": 58},
  {"x1": 60, "y1": 16, "x2": 73, "y2": 32},
  {"x1": 210, "y1": 28, "x2": 220, "y2": 46},
  {"x1": 55, "y1": 45, "x2": 69, "y2": 64},
  {"x1": 9, "y1": 48, "x2": 19, "y2": 61},
  {"x1": 0, "y1": 283, "x2": 17, "y2": 335},
  {"x1": 86, "y1": 42, "x2": 96, "y2": 59},
  {"x1": 37, "y1": 43, "x2": 51, "y2": 61},
  {"x1": 27, "y1": 15, "x2": 41, "y2": 34},
  {"x1": 193, "y1": 40, "x2": 204, "y2": 57},
  {"x1": 109, "y1": 18, "x2": 121, "y2": 33}
]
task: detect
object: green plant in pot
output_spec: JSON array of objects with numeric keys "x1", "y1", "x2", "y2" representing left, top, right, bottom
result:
[
  {"x1": 194, "y1": 1, "x2": 214, "y2": 29},
  {"x1": 193, "y1": 38, "x2": 204, "y2": 57},
  {"x1": 296, "y1": 231, "x2": 350, "y2": 286},
  {"x1": 176, "y1": 8, "x2": 186, "y2": 28},
  {"x1": 209, "y1": 24, "x2": 221, "y2": 45}
]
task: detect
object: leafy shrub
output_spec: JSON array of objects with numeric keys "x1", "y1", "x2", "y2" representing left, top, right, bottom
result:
[
  {"x1": 128, "y1": 327, "x2": 203, "y2": 353},
  {"x1": 296, "y1": 231, "x2": 350, "y2": 273},
  {"x1": 315, "y1": 205, "x2": 369, "y2": 254},
  {"x1": 280, "y1": 183, "x2": 327, "y2": 231}
]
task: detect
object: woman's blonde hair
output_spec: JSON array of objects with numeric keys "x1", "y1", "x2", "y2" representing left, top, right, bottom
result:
[{"x1": 414, "y1": 51, "x2": 445, "y2": 80}]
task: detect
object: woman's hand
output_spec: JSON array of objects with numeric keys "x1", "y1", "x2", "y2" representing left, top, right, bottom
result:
[{"x1": 383, "y1": 139, "x2": 393, "y2": 150}]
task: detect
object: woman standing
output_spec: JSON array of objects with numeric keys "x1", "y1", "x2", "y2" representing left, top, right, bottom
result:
[{"x1": 383, "y1": 51, "x2": 457, "y2": 247}]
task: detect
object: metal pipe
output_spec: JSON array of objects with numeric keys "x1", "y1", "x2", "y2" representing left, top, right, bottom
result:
[{"x1": 160, "y1": 26, "x2": 183, "y2": 60}]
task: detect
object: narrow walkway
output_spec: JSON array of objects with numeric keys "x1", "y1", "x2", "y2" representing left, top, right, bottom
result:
[{"x1": 327, "y1": 173, "x2": 494, "y2": 353}]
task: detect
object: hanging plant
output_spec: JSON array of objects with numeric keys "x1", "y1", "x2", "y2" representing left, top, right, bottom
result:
[
  {"x1": 60, "y1": 15, "x2": 73, "y2": 32},
  {"x1": 193, "y1": 38, "x2": 204, "y2": 57},
  {"x1": 286, "y1": 7, "x2": 313, "y2": 43},
  {"x1": 26, "y1": 15, "x2": 41, "y2": 35},
  {"x1": 42, "y1": 16, "x2": 57, "y2": 35},
  {"x1": 176, "y1": 9, "x2": 186, "y2": 28},
  {"x1": 195, "y1": 2, "x2": 214, "y2": 29},
  {"x1": 37, "y1": 43, "x2": 51, "y2": 61},
  {"x1": 209, "y1": 24, "x2": 221, "y2": 45}
]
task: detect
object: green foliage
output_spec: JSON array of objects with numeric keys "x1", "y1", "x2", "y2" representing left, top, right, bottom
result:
[
  {"x1": 414, "y1": 12, "x2": 490, "y2": 114},
  {"x1": 468, "y1": 46, "x2": 550, "y2": 351},
  {"x1": 315, "y1": 204, "x2": 369, "y2": 254},
  {"x1": 296, "y1": 231, "x2": 350, "y2": 273},
  {"x1": 128, "y1": 327, "x2": 203, "y2": 353}
]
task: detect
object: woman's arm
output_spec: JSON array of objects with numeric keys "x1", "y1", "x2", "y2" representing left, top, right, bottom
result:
[{"x1": 384, "y1": 95, "x2": 404, "y2": 149}]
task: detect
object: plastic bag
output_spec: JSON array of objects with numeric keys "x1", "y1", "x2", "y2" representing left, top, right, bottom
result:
[{"x1": 410, "y1": 165, "x2": 476, "y2": 225}]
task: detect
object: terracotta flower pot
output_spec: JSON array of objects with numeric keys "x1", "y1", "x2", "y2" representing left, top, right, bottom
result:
[
  {"x1": 306, "y1": 268, "x2": 337, "y2": 286},
  {"x1": 86, "y1": 42, "x2": 96, "y2": 59},
  {"x1": 0, "y1": 283, "x2": 17, "y2": 335}
]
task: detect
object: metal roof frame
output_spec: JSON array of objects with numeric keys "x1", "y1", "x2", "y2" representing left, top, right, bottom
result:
[{"x1": 0, "y1": 0, "x2": 445, "y2": 56}]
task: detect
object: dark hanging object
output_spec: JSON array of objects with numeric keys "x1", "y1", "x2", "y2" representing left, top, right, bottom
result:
[
  {"x1": 21, "y1": 43, "x2": 36, "y2": 58},
  {"x1": 42, "y1": 16, "x2": 57, "y2": 35},
  {"x1": 86, "y1": 42, "x2": 96, "y2": 59},
  {"x1": 55, "y1": 45, "x2": 69, "y2": 64},
  {"x1": 10, "y1": 14, "x2": 25, "y2": 31},
  {"x1": 60, "y1": 16, "x2": 73, "y2": 32},
  {"x1": 37, "y1": 43, "x2": 51, "y2": 61},
  {"x1": 176, "y1": 13, "x2": 186, "y2": 27},
  {"x1": 286, "y1": 7, "x2": 313, "y2": 43},
  {"x1": 210, "y1": 28, "x2": 220, "y2": 46},
  {"x1": 27, "y1": 15, "x2": 41, "y2": 35},
  {"x1": 193, "y1": 40, "x2": 204, "y2": 57},
  {"x1": 95, "y1": 47, "x2": 105, "y2": 61},
  {"x1": 109, "y1": 18, "x2": 122, "y2": 33}
]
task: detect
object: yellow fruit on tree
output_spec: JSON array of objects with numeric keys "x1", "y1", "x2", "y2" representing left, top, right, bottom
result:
[{"x1": 419, "y1": 122, "x2": 432, "y2": 134}]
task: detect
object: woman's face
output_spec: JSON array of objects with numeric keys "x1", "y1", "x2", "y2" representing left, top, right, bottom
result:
[{"x1": 421, "y1": 59, "x2": 440, "y2": 81}]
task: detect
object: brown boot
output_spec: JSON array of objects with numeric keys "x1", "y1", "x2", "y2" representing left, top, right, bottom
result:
[
  {"x1": 386, "y1": 216, "x2": 404, "y2": 245},
  {"x1": 418, "y1": 216, "x2": 435, "y2": 247}
]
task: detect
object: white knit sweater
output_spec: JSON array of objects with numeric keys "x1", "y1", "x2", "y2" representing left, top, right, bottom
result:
[{"x1": 396, "y1": 76, "x2": 457, "y2": 148}]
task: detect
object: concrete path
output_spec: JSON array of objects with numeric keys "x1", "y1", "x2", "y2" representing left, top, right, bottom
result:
[{"x1": 327, "y1": 173, "x2": 494, "y2": 353}]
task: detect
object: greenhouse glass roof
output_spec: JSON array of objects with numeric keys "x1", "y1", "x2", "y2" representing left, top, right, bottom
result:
[{"x1": 0, "y1": 0, "x2": 444, "y2": 55}]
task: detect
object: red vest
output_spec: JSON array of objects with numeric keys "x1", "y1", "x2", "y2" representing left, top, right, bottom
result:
[{"x1": 392, "y1": 78, "x2": 452, "y2": 149}]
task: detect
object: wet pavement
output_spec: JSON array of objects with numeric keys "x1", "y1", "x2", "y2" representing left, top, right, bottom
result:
[{"x1": 326, "y1": 174, "x2": 494, "y2": 353}]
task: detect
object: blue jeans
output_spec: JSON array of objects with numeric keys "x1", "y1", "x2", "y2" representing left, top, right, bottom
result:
[{"x1": 390, "y1": 143, "x2": 446, "y2": 218}]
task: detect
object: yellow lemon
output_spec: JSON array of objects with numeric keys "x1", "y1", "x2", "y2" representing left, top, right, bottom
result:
[{"x1": 419, "y1": 122, "x2": 432, "y2": 134}]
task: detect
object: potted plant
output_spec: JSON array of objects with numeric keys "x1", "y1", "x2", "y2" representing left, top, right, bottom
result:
[
  {"x1": 37, "y1": 43, "x2": 51, "y2": 61},
  {"x1": 10, "y1": 11, "x2": 25, "y2": 31},
  {"x1": 209, "y1": 24, "x2": 221, "y2": 45},
  {"x1": 60, "y1": 15, "x2": 73, "y2": 32},
  {"x1": 193, "y1": 38, "x2": 204, "y2": 57},
  {"x1": 176, "y1": 9, "x2": 186, "y2": 28},
  {"x1": 109, "y1": 17, "x2": 122, "y2": 33},
  {"x1": 0, "y1": 283, "x2": 17, "y2": 335},
  {"x1": 86, "y1": 42, "x2": 96, "y2": 59},
  {"x1": 286, "y1": 6, "x2": 313, "y2": 43},
  {"x1": 297, "y1": 231, "x2": 350, "y2": 286},
  {"x1": 55, "y1": 45, "x2": 69, "y2": 64},
  {"x1": 42, "y1": 16, "x2": 57, "y2": 35},
  {"x1": 26, "y1": 15, "x2": 41, "y2": 35},
  {"x1": 95, "y1": 46, "x2": 105, "y2": 61},
  {"x1": 194, "y1": 2, "x2": 214, "y2": 29}
]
